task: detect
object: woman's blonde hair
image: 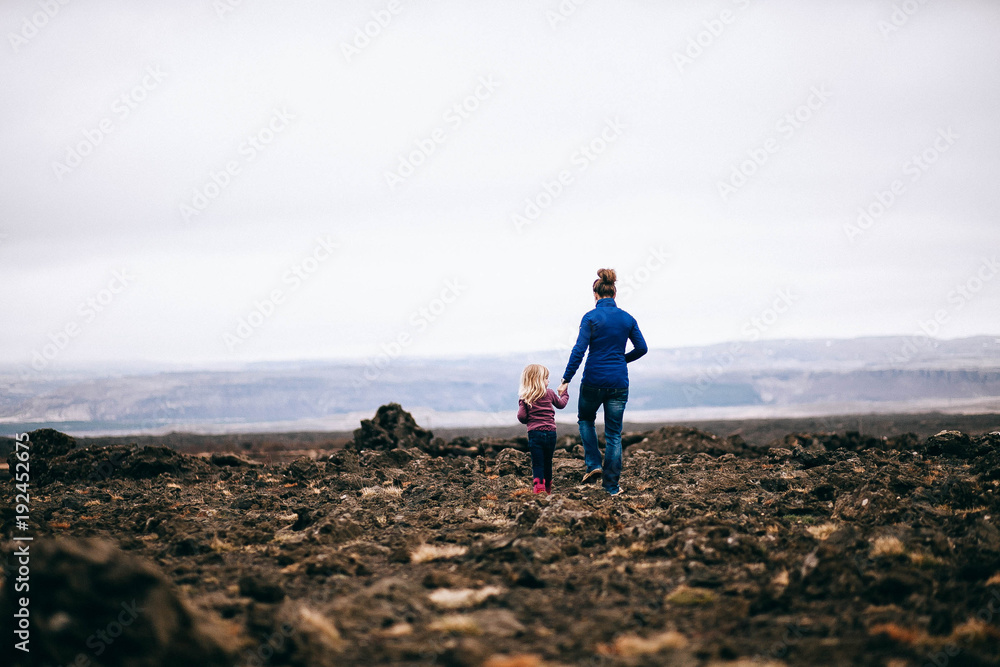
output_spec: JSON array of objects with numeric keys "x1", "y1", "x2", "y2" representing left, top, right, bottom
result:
[{"x1": 519, "y1": 364, "x2": 549, "y2": 406}]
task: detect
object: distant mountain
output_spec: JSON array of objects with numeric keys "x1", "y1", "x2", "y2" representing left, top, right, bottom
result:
[{"x1": 1, "y1": 336, "x2": 998, "y2": 435}]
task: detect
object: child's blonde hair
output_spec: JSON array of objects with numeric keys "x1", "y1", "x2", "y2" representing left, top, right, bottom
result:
[{"x1": 519, "y1": 364, "x2": 549, "y2": 406}]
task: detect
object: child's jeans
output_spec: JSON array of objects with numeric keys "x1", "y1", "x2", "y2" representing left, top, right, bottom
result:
[{"x1": 527, "y1": 429, "x2": 557, "y2": 483}]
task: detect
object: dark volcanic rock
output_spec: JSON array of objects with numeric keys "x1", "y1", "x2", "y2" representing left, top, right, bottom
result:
[
  {"x1": 493, "y1": 447, "x2": 531, "y2": 477},
  {"x1": 45, "y1": 444, "x2": 138, "y2": 484},
  {"x1": 284, "y1": 456, "x2": 320, "y2": 481},
  {"x1": 17, "y1": 438, "x2": 214, "y2": 486},
  {"x1": 924, "y1": 429, "x2": 983, "y2": 458},
  {"x1": 327, "y1": 447, "x2": 361, "y2": 471},
  {"x1": 27, "y1": 428, "x2": 77, "y2": 457},
  {"x1": 972, "y1": 432, "x2": 1000, "y2": 479},
  {"x1": 210, "y1": 452, "x2": 259, "y2": 467},
  {"x1": 632, "y1": 425, "x2": 760, "y2": 457},
  {"x1": 239, "y1": 573, "x2": 286, "y2": 602},
  {"x1": 349, "y1": 403, "x2": 434, "y2": 452},
  {"x1": 0, "y1": 537, "x2": 234, "y2": 666},
  {"x1": 119, "y1": 445, "x2": 212, "y2": 479},
  {"x1": 9, "y1": 417, "x2": 1000, "y2": 666},
  {"x1": 5, "y1": 429, "x2": 77, "y2": 484}
]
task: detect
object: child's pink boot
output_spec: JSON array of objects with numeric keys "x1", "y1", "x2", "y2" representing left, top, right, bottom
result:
[
  {"x1": 544, "y1": 479, "x2": 552, "y2": 494},
  {"x1": 533, "y1": 478, "x2": 546, "y2": 494}
]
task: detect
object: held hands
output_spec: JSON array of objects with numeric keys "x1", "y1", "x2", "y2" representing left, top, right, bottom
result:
[{"x1": 557, "y1": 382, "x2": 569, "y2": 397}]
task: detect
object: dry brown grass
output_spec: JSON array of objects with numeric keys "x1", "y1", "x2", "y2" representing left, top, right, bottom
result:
[
  {"x1": 599, "y1": 630, "x2": 687, "y2": 656},
  {"x1": 628, "y1": 542, "x2": 648, "y2": 555},
  {"x1": 428, "y1": 614, "x2": 482, "y2": 635},
  {"x1": 703, "y1": 660, "x2": 787, "y2": 667},
  {"x1": 410, "y1": 543, "x2": 468, "y2": 563},
  {"x1": 606, "y1": 544, "x2": 648, "y2": 558},
  {"x1": 666, "y1": 585, "x2": 716, "y2": 606},
  {"x1": 959, "y1": 507, "x2": 991, "y2": 518},
  {"x1": 381, "y1": 622, "x2": 413, "y2": 637},
  {"x1": 869, "y1": 615, "x2": 1000, "y2": 650},
  {"x1": 805, "y1": 522, "x2": 839, "y2": 541},
  {"x1": 867, "y1": 622, "x2": 924, "y2": 646},
  {"x1": 482, "y1": 655, "x2": 546, "y2": 667},
  {"x1": 360, "y1": 485, "x2": 403, "y2": 498},
  {"x1": 428, "y1": 586, "x2": 504, "y2": 609},
  {"x1": 476, "y1": 506, "x2": 510, "y2": 525},
  {"x1": 870, "y1": 536, "x2": 906, "y2": 558},
  {"x1": 951, "y1": 618, "x2": 1000, "y2": 642},
  {"x1": 209, "y1": 534, "x2": 234, "y2": 552},
  {"x1": 909, "y1": 551, "x2": 945, "y2": 568},
  {"x1": 297, "y1": 605, "x2": 345, "y2": 651}
]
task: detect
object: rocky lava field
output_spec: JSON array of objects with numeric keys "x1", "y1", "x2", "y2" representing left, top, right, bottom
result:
[{"x1": 3, "y1": 404, "x2": 1000, "y2": 666}]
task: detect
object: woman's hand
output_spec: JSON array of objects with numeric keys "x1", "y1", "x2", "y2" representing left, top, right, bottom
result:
[{"x1": 557, "y1": 382, "x2": 569, "y2": 397}]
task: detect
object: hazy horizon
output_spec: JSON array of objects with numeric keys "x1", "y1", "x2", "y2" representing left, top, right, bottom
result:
[
  {"x1": 3, "y1": 335, "x2": 999, "y2": 438},
  {"x1": 0, "y1": 333, "x2": 996, "y2": 376}
]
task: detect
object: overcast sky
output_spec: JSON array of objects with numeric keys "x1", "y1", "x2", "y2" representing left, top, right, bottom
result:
[{"x1": 1, "y1": 0, "x2": 998, "y2": 373}]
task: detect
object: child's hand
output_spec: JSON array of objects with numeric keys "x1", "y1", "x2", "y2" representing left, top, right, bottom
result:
[{"x1": 557, "y1": 382, "x2": 569, "y2": 396}]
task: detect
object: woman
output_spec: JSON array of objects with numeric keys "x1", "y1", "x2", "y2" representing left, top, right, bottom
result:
[{"x1": 557, "y1": 268, "x2": 647, "y2": 496}]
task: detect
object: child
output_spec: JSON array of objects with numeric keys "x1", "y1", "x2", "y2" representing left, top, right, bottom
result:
[{"x1": 517, "y1": 364, "x2": 569, "y2": 494}]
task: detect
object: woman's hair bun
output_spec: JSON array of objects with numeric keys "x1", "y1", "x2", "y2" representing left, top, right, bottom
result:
[{"x1": 593, "y1": 268, "x2": 617, "y2": 298}]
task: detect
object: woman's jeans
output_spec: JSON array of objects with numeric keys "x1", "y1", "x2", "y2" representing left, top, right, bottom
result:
[
  {"x1": 578, "y1": 383, "x2": 628, "y2": 494},
  {"x1": 527, "y1": 429, "x2": 557, "y2": 482}
]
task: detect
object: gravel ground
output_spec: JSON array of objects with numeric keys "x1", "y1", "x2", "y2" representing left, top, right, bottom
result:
[{"x1": 3, "y1": 407, "x2": 1000, "y2": 667}]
